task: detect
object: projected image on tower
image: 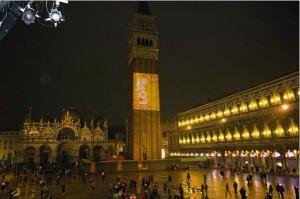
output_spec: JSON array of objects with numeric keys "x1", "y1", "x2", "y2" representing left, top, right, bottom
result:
[{"x1": 133, "y1": 73, "x2": 160, "y2": 111}]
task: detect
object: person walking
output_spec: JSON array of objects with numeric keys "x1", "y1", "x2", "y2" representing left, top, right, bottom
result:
[
  {"x1": 276, "y1": 183, "x2": 280, "y2": 197},
  {"x1": 101, "y1": 168, "x2": 105, "y2": 182},
  {"x1": 279, "y1": 185, "x2": 285, "y2": 198},
  {"x1": 239, "y1": 186, "x2": 247, "y2": 199},
  {"x1": 294, "y1": 186, "x2": 299, "y2": 199},
  {"x1": 233, "y1": 181, "x2": 238, "y2": 194},
  {"x1": 61, "y1": 182, "x2": 66, "y2": 196},
  {"x1": 268, "y1": 184, "x2": 273, "y2": 196},
  {"x1": 225, "y1": 183, "x2": 231, "y2": 198}
]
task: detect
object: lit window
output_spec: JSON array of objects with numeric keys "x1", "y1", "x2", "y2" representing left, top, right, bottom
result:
[
  {"x1": 283, "y1": 89, "x2": 295, "y2": 102},
  {"x1": 210, "y1": 112, "x2": 216, "y2": 120},
  {"x1": 212, "y1": 130, "x2": 218, "y2": 142},
  {"x1": 262, "y1": 122, "x2": 271, "y2": 138},
  {"x1": 204, "y1": 114, "x2": 210, "y2": 121},
  {"x1": 223, "y1": 107, "x2": 231, "y2": 117},
  {"x1": 231, "y1": 105, "x2": 239, "y2": 115},
  {"x1": 190, "y1": 118, "x2": 195, "y2": 125},
  {"x1": 191, "y1": 135, "x2": 195, "y2": 144},
  {"x1": 217, "y1": 110, "x2": 223, "y2": 118},
  {"x1": 258, "y1": 96, "x2": 269, "y2": 108},
  {"x1": 181, "y1": 121, "x2": 186, "y2": 127},
  {"x1": 251, "y1": 124, "x2": 260, "y2": 138},
  {"x1": 206, "y1": 132, "x2": 211, "y2": 142},
  {"x1": 233, "y1": 127, "x2": 241, "y2": 140},
  {"x1": 195, "y1": 134, "x2": 200, "y2": 143},
  {"x1": 179, "y1": 136, "x2": 182, "y2": 144},
  {"x1": 270, "y1": 93, "x2": 281, "y2": 105},
  {"x1": 218, "y1": 130, "x2": 225, "y2": 142},
  {"x1": 242, "y1": 126, "x2": 250, "y2": 139},
  {"x1": 194, "y1": 117, "x2": 199, "y2": 124},
  {"x1": 274, "y1": 121, "x2": 284, "y2": 136},
  {"x1": 248, "y1": 99, "x2": 258, "y2": 111},
  {"x1": 225, "y1": 129, "x2": 232, "y2": 141},
  {"x1": 185, "y1": 119, "x2": 190, "y2": 126},
  {"x1": 288, "y1": 118, "x2": 298, "y2": 136},
  {"x1": 186, "y1": 135, "x2": 190, "y2": 144},
  {"x1": 239, "y1": 102, "x2": 248, "y2": 113},
  {"x1": 200, "y1": 134, "x2": 206, "y2": 143},
  {"x1": 199, "y1": 115, "x2": 204, "y2": 122},
  {"x1": 182, "y1": 136, "x2": 186, "y2": 144}
]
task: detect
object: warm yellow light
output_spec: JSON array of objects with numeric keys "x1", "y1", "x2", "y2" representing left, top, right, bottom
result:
[
  {"x1": 185, "y1": 119, "x2": 189, "y2": 126},
  {"x1": 199, "y1": 115, "x2": 204, "y2": 122},
  {"x1": 204, "y1": 113, "x2": 210, "y2": 121},
  {"x1": 239, "y1": 102, "x2": 248, "y2": 113},
  {"x1": 262, "y1": 123, "x2": 271, "y2": 138},
  {"x1": 274, "y1": 121, "x2": 284, "y2": 136},
  {"x1": 223, "y1": 107, "x2": 231, "y2": 117},
  {"x1": 217, "y1": 109, "x2": 223, "y2": 118},
  {"x1": 194, "y1": 117, "x2": 199, "y2": 123},
  {"x1": 270, "y1": 93, "x2": 281, "y2": 105},
  {"x1": 242, "y1": 126, "x2": 250, "y2": 139},
  {"x1": 186, "y1": 135, "x2": 190, "y2": 144},
  {"x1": 200, "y1": 135, "x2": 206, "y2": 143},
  {"x1": 212, "y1": 131, "x2": 218, "y2": 142},
  {"x1": 231, "y1": 105, "x2": 239, "y2": 115},
  {"x1": 182, "y1": 136, "x2": 186, "y2": 144},
  {"x1": 190, "y1": 118, "x2": 195, "y2": 125},
  {"x1": 178, "y1": 121, "x2": 181, "y2": 127},
  {"x1": 206, "y1": 132, "x2": 211, "y2": 142},
  {"x1": 225, "y1": 129, "x2": 232, "y2": 141},
  {"x1": 259, "y1": 96, "x2": 269, "y2": 108},
  {"x1": 288, "y1": 118, "x2": 298, "y2": 135},
  {"x1": 196, "y1": 134, "x2": 200, "y2": 143},
  {"x1": 283, "y1": 89, "x2": 295, "y2": 101},
  {"x1": 218, "y1": 130, "x2": 225, "y2": 142},
  {"x1": 233, "y1": 127, "x2": 241, "y2": 140},
  {"x1": 221, "y1": 118, "x2": 227, "y2": 123},
  {"x1": 248, "y1": 100, "x2": 258, "y2": 111},
  {"x1": 251, "y1": 124, "x2": 260, "y2": 138},
  {"x1": 210, "y1": 112, "x2": 217, "y2": 120},
  {"x1": 181, "y1": 121, "x2": 186, "y2": 126},
  {"x1": 281, "y1": 103, "x2": 290, "y2": 111},
  {"x1": 187, "y1": 126, "x2": 191, "y2": 130},
  {"x1": 191, "y1": 135, "x2": 195, "y2": 144}
]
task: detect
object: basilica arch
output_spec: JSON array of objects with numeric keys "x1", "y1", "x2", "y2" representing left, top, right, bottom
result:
[{"x1": 40, "y1": 145, "x2": 51, "y2": 165}]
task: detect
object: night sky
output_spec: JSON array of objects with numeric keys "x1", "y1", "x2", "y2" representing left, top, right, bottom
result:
[{"x1": 0, "y1": 1, "x2": 298, "y2": 129}]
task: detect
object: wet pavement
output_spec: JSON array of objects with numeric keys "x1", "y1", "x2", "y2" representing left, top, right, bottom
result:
[{"x1": 0, "y1": 169, "x2": 298, "y2": 199}]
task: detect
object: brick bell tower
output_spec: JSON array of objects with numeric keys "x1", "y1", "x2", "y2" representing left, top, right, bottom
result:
[{"x1": 127, "y1": 2, "x2": 161, "y2": 160}]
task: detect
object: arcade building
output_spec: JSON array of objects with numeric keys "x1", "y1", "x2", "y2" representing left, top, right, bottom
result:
[
  {"x1": 168, "y1": 72, "x2": 299, "y2": 173},
  {"x1": 13, "y1": 108, "x2": 115, "y2": 167}
]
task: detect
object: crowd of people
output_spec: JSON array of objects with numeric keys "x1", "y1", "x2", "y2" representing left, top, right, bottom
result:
[{"x1": 0, "y1": 163, "x2": 299, "y2": 199}]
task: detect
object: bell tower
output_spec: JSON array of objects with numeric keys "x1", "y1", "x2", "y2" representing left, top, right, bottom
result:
[{"x1": 128, "y1": 2, "x2": 161, "y2": 160}]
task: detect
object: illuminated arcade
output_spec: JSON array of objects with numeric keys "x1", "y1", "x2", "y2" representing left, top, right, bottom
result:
[{"x1": 168, "y1": 72, "x2": 299, "y2": 173}]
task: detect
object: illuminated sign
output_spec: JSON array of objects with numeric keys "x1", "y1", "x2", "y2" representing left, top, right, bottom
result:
[{"x1": 133, "y1": 72, "x2": 160, "y2": 111}]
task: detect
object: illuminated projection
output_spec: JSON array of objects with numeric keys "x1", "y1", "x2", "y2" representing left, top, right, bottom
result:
[{"x1": 133, "y1": 72, "x2": 160, "y2": 111}]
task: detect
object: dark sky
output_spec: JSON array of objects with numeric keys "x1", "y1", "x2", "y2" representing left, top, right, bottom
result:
[{"x1": 0, "y1": 1, "x2": 298, "y2": 129}]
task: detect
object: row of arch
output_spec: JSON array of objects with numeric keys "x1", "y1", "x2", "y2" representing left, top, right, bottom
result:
[
  {"x1": 23, "y1": 144, "x2": 113, "y2": 165},
  {"x1": 172, "y1": 117, "x2": 298, "y2": 145},
  {"x1": 170, "y1": 149, "x2": 299, "y2": 158},
  {"x1": 137, "y1": 37, "x2": 153, "y2": 47},
  {"x1": 178, "y1": 88, "x2": 298, "y2": 127}
]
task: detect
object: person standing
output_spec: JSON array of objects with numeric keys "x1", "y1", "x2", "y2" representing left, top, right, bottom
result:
[
  {"x1": 276, "y1": 183, "x2": 280, "y2": 197},
  {"x1": 233, "y1": 181, "x2": 238, "y2": 194},
  {"x1": 239, "y1": 186, "x2": 247, "y2": 199},
  {"x1": 61, "y1": 182, "x2": 66, "y2": 196},
  {"x1": 101, "y1": 168, "x2": 105, "y2": 182}
]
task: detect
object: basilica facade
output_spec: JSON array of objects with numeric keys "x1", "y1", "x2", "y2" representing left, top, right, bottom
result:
[{"x1": 15, "y1": 108, "x2": 115, "y2": 166}]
